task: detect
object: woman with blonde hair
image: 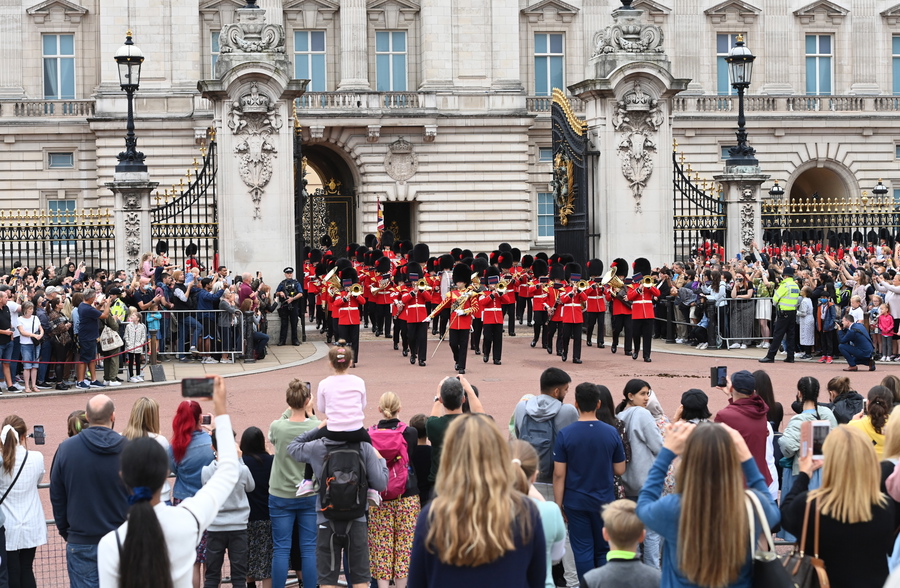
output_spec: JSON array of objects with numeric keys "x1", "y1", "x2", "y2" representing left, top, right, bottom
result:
[
  {"x1": 367, "y1": 392, "x2": 420, "y2": 588},
  {"x1": 124, "y1": 397, "x2": 172, "y2": 504},
  {"x1": 408, "y1": 413, "x2": 546, "y2": 587},
  {"x1": 510, "y1": 439, "x2": 566, "y2": 588},
  {"x1": 782, "y1": 426, "x2": 894, "y2": 588},
  {"x1": 0, "y1": 415, "x2": 47, "y2": 588},
  {"x1": 636, "y1": 422, "x2": 779, "y2": 588}
]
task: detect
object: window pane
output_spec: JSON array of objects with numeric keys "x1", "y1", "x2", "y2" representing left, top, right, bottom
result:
[
  {"x1": 43, "y1": 35, "x2": 57, "y2": 56},
  {"x1": 311, "y1": 54, "x2": 326, "y2": 91},
  {"x1": 894, "y1": 36, "x2": 900, "y2": 55},
  {"x1": 59, "y1": 34, "x2": 74, "y2": 55},
  {"x1": 376, "y1": 31, "x2": 389, "y2": 52},
  {"x1": 392, "y1": 32, "x2": 406, "y2": 52},
  {"x1": 539, "y1": 147, "x2": 552, "y2": 161},
  {"x1": 392, "y1": 55, "x2": 406, "y2": 91},
  {"x1": 717, "y1": 34, "x2": 729, "y2": 54},
  {"x1": 535, "y1": 56, "x2": 548, "y2": 95},
  {"x1": 805, "y1": 35, "x2": 816, "y2": 54},
  {"x1": 48, "y1": 153, "x2": 74, "y2": 168},
  {"x1": 212, "y1": 32, "x2": 220, "y2": 53},
  {"x1": 295, "y1": 56, "x2": 309, "y2": 81},
  {"x1": 819, "y1": 35, "x2": 831, "y2": 54},
  {"x1": 549, "y1": 56, "x2": 563, "y2": 92},
  {"x1": 311, "y1": 31, "x2": 325, "y2": 52},
  {"x1": 549, "y1": 34, "x2": 563, "y2": 54},
  {"x1": 819, "y1": 57, "x2": 831, "y2": 94},
  {"x1": 60, "y1": 58, "x2": 75, "y2": 99},
  {"x1": 717, "y1": 56, "x2": 730, "y2": 95},
  {"x1": 295, "y1": 31, "x2": 308, "y2": 51},
  {"x1": 806, "y1": 57, "x2": 816, "y2": 94},
  {"x1": 894, "y1": 58, "x2": 900, "y2": 95},
  {"x1": 43, "y1": 58, "x2": 58, "y2": 99},
  {"x1": 376, "y1": 54, "x2": 390, "y2": 91},
  {"x1": 535, "y1": 33, "x2": 547, "y2": 54}
]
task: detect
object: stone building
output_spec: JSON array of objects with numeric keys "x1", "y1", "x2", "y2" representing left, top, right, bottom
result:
[{"x1": 0, "y1": 0, "x2": 898, "y2": 270}]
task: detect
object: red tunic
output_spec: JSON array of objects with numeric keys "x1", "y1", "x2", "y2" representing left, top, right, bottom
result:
[
  {"x1": 334, "y1": 293, "x2": 367, "y2": 325},
  {"x1": 478, "y1": 291, "x2": 505, "y2": 325},
  {"x1": 584, "y1": 284, "x2": 607, "y2": 313},
  {"x1": 528, "y1": 284, "x2": 551, "y2": 312},
  {"x1": 559, "y1": 287, "x2": 588, "y2": 323},
  {"x1": 401, "y1": 289, "x2": 429, "y2": 323},
  {"x1": 626, "y1": 283, "x2": 660, "y2": 320},
  {"x1": 448, "y1": 290, "x2": 477, "y2": 331}
]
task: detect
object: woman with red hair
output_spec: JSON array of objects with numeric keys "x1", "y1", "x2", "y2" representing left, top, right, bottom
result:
[{"x1": 167, "y1": 399, "x2": 214, "y2": 587}]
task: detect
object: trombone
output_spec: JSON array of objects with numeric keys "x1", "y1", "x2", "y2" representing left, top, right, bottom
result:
[{"x1": 349, "y1": 283, "x2": 364, "y2": 297}]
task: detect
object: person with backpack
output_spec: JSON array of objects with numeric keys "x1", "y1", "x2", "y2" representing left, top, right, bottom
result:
[
  {"x1": 367, "y1": 392, "x2": 420, "y2": 588},
  {"x1": 287, "y1": 417, "x2": 388, "y2": 588}
]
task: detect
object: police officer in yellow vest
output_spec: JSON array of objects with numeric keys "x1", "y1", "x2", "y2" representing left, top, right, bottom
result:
[{"x1": 759, "y1": 266, "x2": 801, "y2": 363}]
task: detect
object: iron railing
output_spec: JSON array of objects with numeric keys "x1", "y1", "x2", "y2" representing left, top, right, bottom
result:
[
  {"x1": 761, "y1": 193, "x2": 900, "y2": 246},
  {"x1": 672, "y1": 150, "x2": 726, "y2": 262}
]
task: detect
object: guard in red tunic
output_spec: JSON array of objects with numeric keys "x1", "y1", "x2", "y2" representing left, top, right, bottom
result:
[
  {"x1": 609, "y1": 258, "x2": 632, "y2": 355},
  {"x1": 584, "y1": 258, "x2": 607, "y2": 348},
  {"x1": 401, "y1": 262, "x2": 430, "y2": 367},
  {"x1": 498, "y1": 251, "x2": 517, "y2": 337},
  {"x1": 334, "y1": 267, "x2": 366, "y2": 367},
  {"x1": 517, "y1": 254, "x2": 535, "y2": 327},
  {"x1": 447, "y1": 263, "x2": 478, "y2": 374},
  {"x1": 469, "y1": 257, "x2": 489, "y2": 355},
  {"x1": 479, "y1": 267, "x2": 505, "y2": 365},
  {"x1": 558, "y1": 263, "x2": 588, "y2": 364},
  {"x1": 627, "y1": 257, "x2": 660, "y2": 363},
  {"x1": 526, "y1": 258, "x2": 550, "y2": 348},
  {"x1": 544, "y1": 263, "x2": 566, "y2": 356},
  {"x1": 390, "y1": 266, "x2": 409, "y2": 355},
  {"x1": 370, "y1": 256, "x2": 393, "y2": 338}
]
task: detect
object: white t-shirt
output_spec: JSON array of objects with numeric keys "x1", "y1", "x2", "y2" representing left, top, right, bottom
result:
[
  {"x1": 849, "y1": 306, "x2": 865, "y2": 323},
  {"x1": 316, "y1": 374, "x2": 367, "y2": 432},
  {"x1": 17, "y1": 315, "x2": 38, "y2": 346}
]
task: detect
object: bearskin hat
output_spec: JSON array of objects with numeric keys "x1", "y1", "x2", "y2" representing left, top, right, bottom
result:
[
  {"x1": 340, "y1": 267, "x2": 358, "y2": 285},
  {"x1": 412, "y1": 243, "x2": 430, "y2": 263},
  {"x1": 406, "y1": 262, "x2": 423, "y2": 281},
  {"x1": 632, "y1": 257, "x2": 651, "y2": 278},
  {"x1": 548, "y1": 263, "x2": 565, "y2": 282},
  {"x1": 586, "y1": 259, "x2": 604, "y2": 277},
  {"x1": 185, "y1": 243, "x2": 198, "y2": 257},
  {"x1": 379, "y1": 230, "x2": 395, "y2": 249},
  {"x1": 613, "y1": 258, "x2": 628, "y2": 278},
  {"x1": 439, "y1": 254, "x2": 455, "y2": 270},
  {"x1": 308, "y1": 249, "x2": 323, "y2": 264},
  {"x1": 521, "y1": 255, "x2": 534, "y2": 269},
  {"x1": 531, "y1": 258, "x2": 548, "y2": 277},
  {"x1": 156, "y1": 240, "x2": 168, "y2": 255},
  {"x1": 564, "y1": 262, "x2": 582, "y2": 282},
  {"x1": 452, "y1": 263, "x2": 472, "y2": 285},
  {"x1": 498, "y1": 252, "x2": 513, "y2": 271},
  {"x1": 364, "y1": 234, "x2": 378, "y2": 248}
]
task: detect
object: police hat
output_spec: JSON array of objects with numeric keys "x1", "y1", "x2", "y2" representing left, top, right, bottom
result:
[{"x1": 283, "y1": 267, "x2": 294, "y2": 274}]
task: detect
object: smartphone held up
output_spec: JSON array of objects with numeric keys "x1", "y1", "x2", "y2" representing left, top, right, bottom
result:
[
  {"x1": 182, "y1": 378, "x2": 214, "y2": 399},
  {"x1": 801, "y1": 420, "x2": 830, "y2": 460}
]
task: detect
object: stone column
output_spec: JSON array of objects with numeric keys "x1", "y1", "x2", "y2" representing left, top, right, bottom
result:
[
  {"x1": 0, "y1": 4, "x2": 24, "y2": 98},
  {"x1": 106, "y1": 173, "x2": 159, "y2": 274},
  {"x1": 490, "y1": 0, "x2": 521, "y2": 91},
  {"x1": 759, "y1": 0, "x2": 793, "y2": 94},
  {"x1": 714, "y1": 171, "x2": 769, "y2": 258},
  {"x1": 850, "y1": 0, "x2": 879, "y2": 94},
  {"x1": 419, "y1": 0, "x2": 453, "y2": 89},
  {"x1": 337, "y1": 0, "x2": 370, "y2": 91}
]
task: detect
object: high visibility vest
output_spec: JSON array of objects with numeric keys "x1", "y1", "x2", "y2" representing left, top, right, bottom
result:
[{"x1": 774, "y1": 278, "x2": 800, "y2": 311}]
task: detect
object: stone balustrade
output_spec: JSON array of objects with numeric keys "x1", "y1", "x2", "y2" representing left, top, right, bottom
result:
[
  {"x1": 671, "y1": 94, "x2": 900, "y2": 114},
  {"x1": 0, "y1": 99, "x2": 95, "y2": 118},
  {"x1": 526, "y1": 95, "x2": 586, "y2": 114},
  {"x1": 295, "y1": 91, "x2": 434, "y2": 111}
]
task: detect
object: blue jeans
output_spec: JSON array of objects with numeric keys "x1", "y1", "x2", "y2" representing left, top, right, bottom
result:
[
  {"x1": 177, "y1": 315, "x2": 203, "y2": 358},
  {"x1": 566, "y1": 507, "x2": 608, "y2": 582},
  {"x1": 38, "y1": 338, "x2": 52, "y2": 382},
  {"x1": 66, "y1": 542, "x2": 99, "y2": 588},
  {"x1": 20, "y1": 345, "x2": 37, "y2": 369},
  {"x1": 269, "y1": 494, "x2": 317, "y2": 588}
]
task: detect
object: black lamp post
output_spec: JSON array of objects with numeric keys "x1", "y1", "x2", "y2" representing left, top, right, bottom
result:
[
  {"x1": 115, "y1": 31, "x2": 146, "y2": 173},
  {"x1": 725, "y1": 35, "x2": 758, "y2": 167}
]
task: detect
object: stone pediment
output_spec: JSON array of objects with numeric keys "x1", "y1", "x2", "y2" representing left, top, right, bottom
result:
[
  {"x1": 26, "y1": 0, "x2": 88, "y2": 24},
  {"x1": 881, "y1": 3, "x2": 900, "y2": 25},
  {"x1": 703, "y1": 0, "x2": 761, "y2": 24},
  {"x1": 793, "y1": 0, "x2": 849, "y2": 25},
  {"x1": 283, "y1": 0, "x2": 340, "y2": 27},
  {"x1": 632, "y1": 0, "x2": 670, "y2": 23},
  {"x1": 367, "y1": 0, "x2": 420, "y2": 28},
  {"x1": 521, "y1": 0, "x2": 579, "y2": 24},
  {"x1": 199, "y1": 0, "x2": 245, "y2": 25}
]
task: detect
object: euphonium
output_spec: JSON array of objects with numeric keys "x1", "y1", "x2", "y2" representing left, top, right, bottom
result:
[
  {"x1": 349, "y1": 283, "x2": 363, "y2": 297},
  {"x1": 576, "y1": 280, "x2": 589, "y2": 292},
  {"x1": 601, "y1": 267, "x2": 624, "y2": 293}
]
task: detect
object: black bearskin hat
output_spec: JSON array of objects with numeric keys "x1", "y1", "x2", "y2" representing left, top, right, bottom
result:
[
  {"x1": 632, "y1": 258, "x2": 651, "y2": 278},
  {"x1": 472, "y1": 257, "x2": 489, "y2": 277},
  {"x1": 510, "y1": 248, "x2": 521, "y2": 263},
  {"x1": 451, "y1": 247, "x2": 463, "y2": 260},
  {"x1": 586, "y1": 259, "x2": 604, "y2": 277},
  {"x1": 452, "y1": 263, "x2": 471, "y2": 285},
  {"x1": 308, "y1": 249, "x2": 323, "y2": 264},
  {"x1": 364, "y1": 234, "x2": 378, "y2": 248},
  {"x1": 439, "y1": 254, "x2": 455, "y2": 270},
  {"x1": 498, "y1": 252, "x2": 513, "y2": 271},
  {"x1": 498, "y1": 242, "x2": 512, "y2": 252},
  {"x1": 156, "y1": 240, "x2": 168, "y2": 255},
  {"x1": 320, "y1": 235, "x2": 333, "y2": 248},
  {"x1": 564, "y1": 262, "x2": 581, "y2": 282},
  {"x1": 340, "y1": 267, "x2": 358, "y2": 285},
  {"x1": 549, "y1": 263, "x2": 565, "y2": 282},
  {"x1": 412, "y1": 243, "x2": 430, "y2": 263},
  {"x1": 379, "y1": 230, "x2": 395, "y2": 249},
  {"x1": 185, "y1": 243, "x2": 198, "y2": 257},
  {"x1": 531, "y1": 258, "x2": 548, "y2": 277},
  {"x1": 375, "y1": 256, "x2": 392, "y2": 274},
  {"x1": 406, "y1": 262, "x2": 423, "y2": 281},
  {"x1": 521, "y1": 254, "x2": 534, "y2": 269},
  {"x1": 613, "y1": 258, "x2": 628, "y2": 278}
]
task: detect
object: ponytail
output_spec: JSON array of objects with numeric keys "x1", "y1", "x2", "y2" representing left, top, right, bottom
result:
[
  {"x1": 509, "y1": 440, "x2": 539, "y2": 495},
  {"x1": 867, "y1": 385, "x2": 894, "y2": 435},
  {"x1": 0, "y1": 416, "x2": 24, "y2": 475}
]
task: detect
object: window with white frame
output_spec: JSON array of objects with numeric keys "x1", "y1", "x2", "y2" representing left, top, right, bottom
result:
[
  {"x1": 893, "y1": 36, "x2": 900, "y2": 95},
  {"x1": 716, "y1": 33, "x2": 744, "y2": 95},
  {"x1": 537, "y1": 192, "x2": 555, "y2": 238},
  {"x1": 538, "y1": 147, "x2": 553, "y2": 162},
  {"x1": 375, "y1": 31, "x2": 407, "y2": 92},
  {"x1": 43, "y1": 34, "x2": 75, "y2": 100},
  {"x1": 294, "y1": 31, "x2": 326, "y2": 92},
  {"x1": 48, "y1": 152, "x2": 74, "y2": 169},
  {"x1": 805, "y1": 35, "x2": 833, "y2": 95},
  {"x1": 211, "y1": 32, "x2": 220, "y2": 73},
  {"x1": 534, "y1": 33, "x2": 564, "y2": 97}
]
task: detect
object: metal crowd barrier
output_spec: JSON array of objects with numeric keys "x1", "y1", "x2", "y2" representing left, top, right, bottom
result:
[
  {"x1": 659, "y1": 295, "x2": 776, "y2": 349},
  {"x1": 138, "y1": 309, "x2": 246, "y2": 360}
]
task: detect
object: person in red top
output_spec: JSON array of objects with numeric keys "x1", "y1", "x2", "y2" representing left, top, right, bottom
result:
[
  {"x1": 626, "y1": 257, "x2": 660, "y2": 363},
  {"x1": 713, "y1": 370, "x2": 774, "y2": 488},
  {"x1": 544, "y1": 263, "x2": 566, "y2": 356},
  {"x1": 609, "y1": 258, "x2": 632, "y2": 356},
  {"x1": 527, "y1": 258, "x2": 550, "y2": 349},
  {"x1": 584, "y1": 259, "x2": 607, "y2": 349},
  {"x1": 558, "y1": 263, "x2": 588, "y2": 364},
  {"x1": 516, "y1": 254, "x2": 535, "y2": 328},
  {"x1": 370, "y1": 256, "x2": 393, "y2": 338},
  {"x1": 479, "y1": 267, "x2": 505, "y2": 365},
  {"x1": 401, "y1": 262, "x2": 429, "y2": 367},
  {"x1": 333, "y1": 267, "x2": 366, "y2": 367},
  {"x1": 390, "y1": 267, "x2": 409, "y2": 355},
  {"x1": 499, "y1": 251, "x2": 518, "y2": 337},
  {"x1": 446, "y1": 264, "x2": 478, "y2": 374},
  {"x1": 469, "y1": 258, "x2": 489, "y2": 356}
]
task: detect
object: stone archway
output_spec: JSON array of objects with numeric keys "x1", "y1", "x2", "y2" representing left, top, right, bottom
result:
[
  {"x1": 302, "y1": 145, "x2": 358, "y2": 254},
  {"x1": 787, "y1": 160, "x2": 858, "y2": 203}
]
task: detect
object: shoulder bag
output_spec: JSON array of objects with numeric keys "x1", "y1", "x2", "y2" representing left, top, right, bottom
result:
[
  {"x1": 100, "y1": 325, "x2": 124, "y2": 351},
  {"x1": 745, "y1": 490, "x2": 792, "y2": 588},
  {"x1": 781, "y1": 497, "x2": 830, "y2": 588},
  {"x1": 0, "y1": 450, "x2": 29, "y2": 506}
]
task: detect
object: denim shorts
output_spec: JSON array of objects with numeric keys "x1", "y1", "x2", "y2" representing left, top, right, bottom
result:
[
  {"x1": 0, "y1": 341, "x2": 12, "y2": 364},
  {"x1": 20, "y1": 344, "x2": 38, "y2": 369}
]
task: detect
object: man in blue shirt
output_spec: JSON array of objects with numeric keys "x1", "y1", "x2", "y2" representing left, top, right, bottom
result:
[
  {"x1": 197, "y1": 277, "x2": 227, "y2": 362},
  {"x1": 838, "y1": 313, "x2": 876, "y2": 371},
  {"x1": 76, "y1": 288, "x2": 111, "y2": 389},
  {"x1": 553, "y1": 383, "x2": 626, "y2": 582}
]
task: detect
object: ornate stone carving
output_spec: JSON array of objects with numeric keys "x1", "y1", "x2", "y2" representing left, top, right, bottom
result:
[
  {"x1": 367, "y1": 125, "x2": 381, "y2": 143},
  {"x1": 740, "y1": 202, "x2": 755, "y2": 250},
  {"x1": 385, "y1": 137, "x2": 419, "y2": 182},
  {"x1": 593, "y1": 7, "x2": 665, "y2": 55},
  {"x1": 612, "y1": 82, "x2": 663, "y2": 211},
  {"x1": 228, "y1": 82, "x2": 283, "y2": 219},
  {"x1": 124, "y1": 211, "x2": 141, "y2": 272},
  {"x1": 424, "y1": 125, "x2": 437, "y2": 143},
  {"x1": 219, "y1": 5, "x2": 285, "y2": 54}
]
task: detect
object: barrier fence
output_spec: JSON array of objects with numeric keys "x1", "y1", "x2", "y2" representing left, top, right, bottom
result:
[
  {"x1": 138, "y1": 309, "x2": 247, "y2": 361},
  {"x1": 656, "y1": 296, "x2": 777, "y2": 349}
]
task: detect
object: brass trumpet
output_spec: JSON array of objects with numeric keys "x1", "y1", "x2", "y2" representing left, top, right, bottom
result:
[
  {"x1": 576, "y1": 280, "x2": 590, "y2": 292},
  {"x1": 496, "y1": 280, "x2": 509, "y2": 294},
  {"x1": 349, "y1": 283, "x2": 363, "y2": 297},
  {"x1": 641, "y1": 275, "x2": 655, "y2": 287},
  {"x1": 417, "y1": 278, "x2": 432, "y2": 291}
]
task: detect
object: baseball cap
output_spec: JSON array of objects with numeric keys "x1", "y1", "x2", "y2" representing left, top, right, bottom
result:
[
  {"x1": 681, "y1": 389, "x2": 709, "y2": 412},
  {"x1": 731, "y1": 370, "x2": 756, "y2": 395}
]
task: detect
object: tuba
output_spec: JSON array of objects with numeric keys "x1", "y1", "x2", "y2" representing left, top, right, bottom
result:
[{"x1": 600, "y1": 267, "x2": 624, "y2": 293}]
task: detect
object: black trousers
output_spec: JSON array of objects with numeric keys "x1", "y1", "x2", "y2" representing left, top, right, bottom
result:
[
  {"x1": 7, "y1": 546, "x2": 34, "y2": 588},
  {"x1": 471, "y1": 318, "x2": 483, "y2": 352},
  {"x1": 364, "y1": 300, "x2": 374, "y2": 327},
  {"x1": 503, "y1": 303, "x2": 516, "y2": 335},
  {"x1": 632, "y1": 318, "x2": 654, "y2": 359},
  {"x1": 449, "y1": 329, "x2": 469, "y2": 370},
  {"x1": 764, "y1": 310, "x2": 797, "y2": 360},
  {"x1": 482, "y1": 323, "x2": 503, "y2": 361},
  {"x1": 337, "y1": 324, "x2": 360, "y2": 364},
  {"x1": 278, "y1": 303, "x2": 300, "y2": 344},
  {"x1": 559, "y1": 322, "x2": 583, "y2": 360},
  {"x1": 517, "y1": 296, "x2": 533, "y2": 325},
  {"x1": 407, "y1": 321, "x2": 428, "y2": 360},
  {"x1": 330, "y1": 316, "x2": 340, "y2": 343},
  {"x1": 545, "y1": 320, "x2": 560, "y2": 353},
  {"x1": 438, "y1": 307, "x2": 451, "y2": 338},
  {"x1": 393, "y1": 318, "x2": 407, "y2": 351},
  {"x1": 585, "y1": 311, "x2": 606, "y2": 346},
  {"x1": 375, "y1": 304, "x2": 392, "y2": 336},
  {"x1": 532, "y1": 310, "x2": 548, "y2": 345},
  {"x1": 611, "y1": 313, "x2": 633, "y2": 353},
  {"x1": 204, "y1": 530, "x2": 248, "y2": 588}
]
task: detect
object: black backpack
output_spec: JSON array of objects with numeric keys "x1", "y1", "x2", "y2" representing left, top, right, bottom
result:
[
  {"x1": 319, "y1": 443, "x2": 368, "y2": 521},
  {"x1": 518, "y1": 413, "x2": 557, "y2": 484}
]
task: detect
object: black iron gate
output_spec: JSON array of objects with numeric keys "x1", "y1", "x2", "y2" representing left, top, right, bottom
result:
[
  {"x1": 672, "y1": 147, "x2": 725, "y2": 262},
  {"x1": 303, "y1": 178, "x2": 355, "y2": 255},
  {"x1": 551, "y1": 88, "x2": 588, "y2": 267},
  {"x1": 150, "y1": 133, "x2": 218, "y2": 270}
]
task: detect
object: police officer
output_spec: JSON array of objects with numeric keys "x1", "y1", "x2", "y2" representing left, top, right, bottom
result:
[
  {"x1": 759, "y1": 265, "x2": 801, "y2": 363},
  {"x1": 275, "y1": 267, "x2": 304, "y2": 346}
]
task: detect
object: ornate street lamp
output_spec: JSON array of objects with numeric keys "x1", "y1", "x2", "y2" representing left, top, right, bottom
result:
[
  {"x1": 114, "y1": 31, "x2": 146, "y2": 173},
  {"x1": 725, "y1": 35, "x2": 758, "y2": 167},
  {"x1": 768, "y1": 180, "x2": 785, "y2": 199},
  {"x1": 873, "y1": 179, "x2": 889, "y2": 198}
]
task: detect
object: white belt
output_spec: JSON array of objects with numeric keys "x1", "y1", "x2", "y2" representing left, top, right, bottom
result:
[
  {"x1": 564, "y1": 303, "x2": 581, "y2": 307},
  {"x1": 407, "y1": 304, "x2": 425, "y2": 308},
  {"x1": 633, "y1": 300, "x2": 652, "y2": 304},
  {"x1": 483, "y1": 308, "x2": 502, "y2": 313}
]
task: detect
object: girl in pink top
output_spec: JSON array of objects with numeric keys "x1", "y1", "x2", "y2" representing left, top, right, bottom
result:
[{"x1": 878, "y1": 304, "x2": 895, "y2": 361}]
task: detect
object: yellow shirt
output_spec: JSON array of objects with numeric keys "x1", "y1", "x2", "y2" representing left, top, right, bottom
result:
[{"x1": 849, "y1": 416, "x2": 886, "y2": 459}]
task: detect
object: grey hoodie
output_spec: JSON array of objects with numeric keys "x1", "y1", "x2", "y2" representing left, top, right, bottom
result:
[
  {"x1": 513, "y1": 395, "x2": 579, "y2": 439},
  {"x1": 618, "y1": 406, "x2": 663, "y2": 497},
  {"x1": 201, "y1": 458, "x2": 255, "y2": 532}
]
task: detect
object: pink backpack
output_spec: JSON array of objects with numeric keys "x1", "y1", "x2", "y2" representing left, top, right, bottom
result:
[{"x1": 369, "y1": 422, "x2": 409, "y2": 500}]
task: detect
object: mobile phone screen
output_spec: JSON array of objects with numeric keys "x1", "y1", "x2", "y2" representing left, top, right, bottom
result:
[
  {"x1": 32, "y1": 425, "x2": 45, "y2": 445},
  {"x1": 812, "y1": 423, "x2": 829, "y2": 459},
  {"x1": 182, "y1": 378, "x2": 214, "y2": 398}
]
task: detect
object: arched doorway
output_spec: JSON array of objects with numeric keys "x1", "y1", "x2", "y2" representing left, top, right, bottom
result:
[
  {"x1": 301, "y1": 145, "x2": 357, "y2": 256},
  {"x1": 789, "y1": 166, "x2": 848, "y2": 202}
]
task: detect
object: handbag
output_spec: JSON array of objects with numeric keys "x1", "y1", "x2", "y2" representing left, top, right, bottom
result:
[
  {"x1": 745, "y1": 490, "x2": 792, "y2": 588},
  {"x1": 781, "y1": 498, "x2": 830, "y2": 588},
  {"x1": 100, "y1": 325, "x2": 124, "y2": 351}
]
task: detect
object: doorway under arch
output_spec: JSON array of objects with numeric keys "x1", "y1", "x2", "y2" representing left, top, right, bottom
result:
[
  {"x1": 301, "y1": 145, "x2": 357, "y2": 255},
  {"x1": 789, "y1": 166, "x2": 850, "y2": 203}
]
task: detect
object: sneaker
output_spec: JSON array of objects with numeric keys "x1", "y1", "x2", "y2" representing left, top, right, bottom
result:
[
  {"x1": 675, "y1": 338, "x2": 684, "y2": 344},
  {"x1": 90, "y1": 380, "x2": 106, "y2": 388},
  {"x1": 35, "y1": 382, "x2": 52, "y2": 390},
  {"x1": 76, "y1": 381, "x2": 91, "y2": 390},
  {"x1": 729, "y1": 343, "x2": 741, "y2": 349},
  {"x1": 778, "y1": 350, "x2": 787, "y2": 355},
  {"x1": 201, "y1": 357, "x2": 217, "y2": 364},
  {"x1": 740, "y1": 344, "x2": 747, "y2": 349},
  {"x1": 295, "y1": 479, "x2": 316, "y2": 498},
  {"x1": 8, "y1": 386, "x2": 21, "y2": 394},
  {"x1": 818, "y1": 356, "x2": 827, "y2": 363},
  {"x1": 697, "y1": 343, "x2": 708, "y2": 350},
  {"x1": 759, "y1": 342, "x2": 770, "y2": 349},
  {"x1": 129, "y1": 376, "x2": 141, "y2": 383},
  {"x1": 138, "y1": 376, "x2": 145, "y2": 382},
  {"x1": 367, "y1": 488, "x2": 382, "y2": 508},
  {"x1": 220, "y1": 358, "x2": 234, "y2": 364},
  {"x1": 826, "y1": 356, "x2": 833, "y2": 364},
  {"x1": 179, "y1": 357, "x2": 191, "y2": 363},
  {"x1": 105, "y1": 380, "x2": 122, "y2": 387},
  {"x1": 189, "y1": 345, "x2": 199, "y2": 356}
]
